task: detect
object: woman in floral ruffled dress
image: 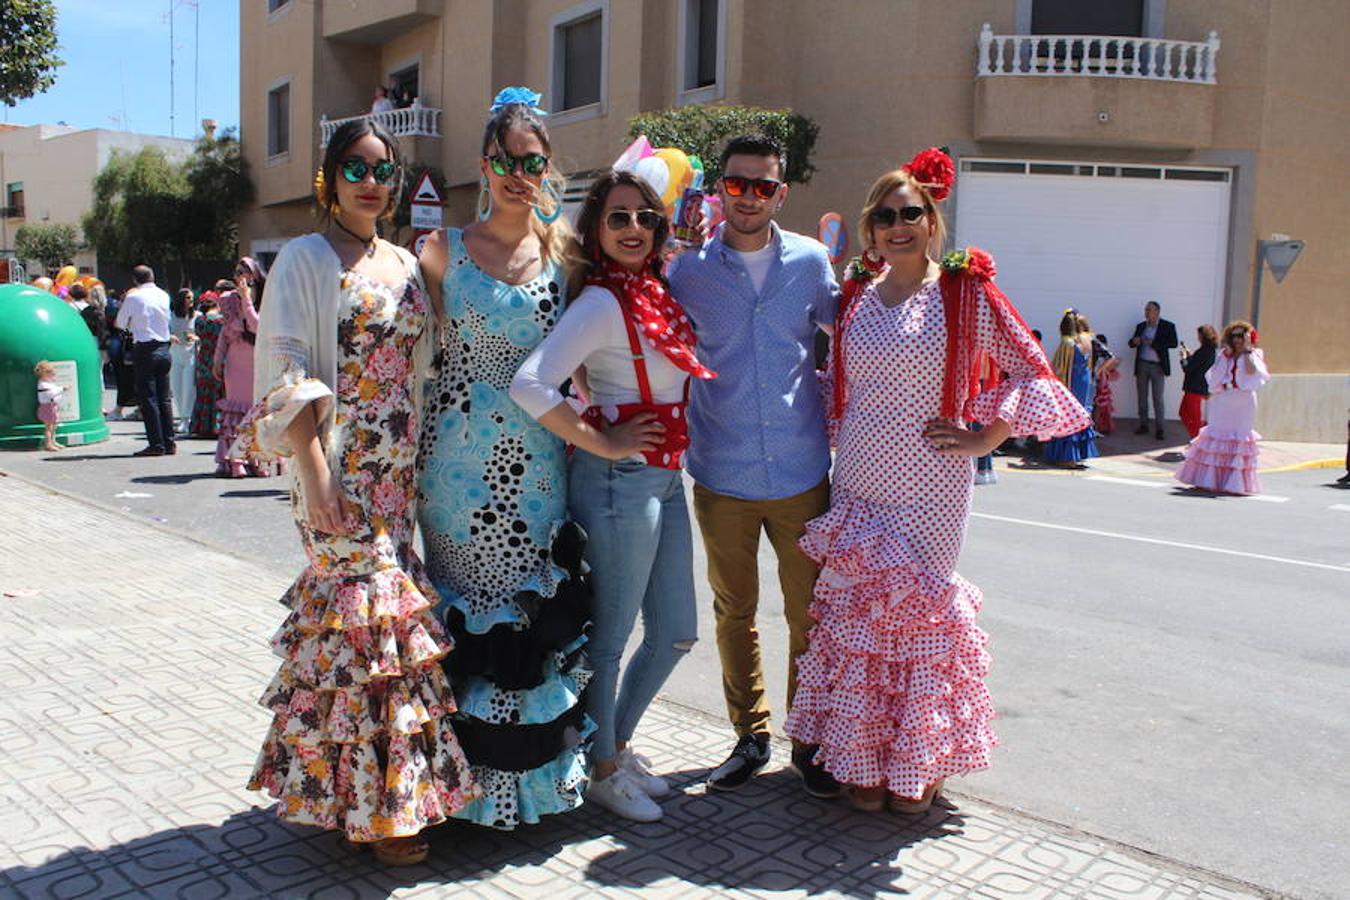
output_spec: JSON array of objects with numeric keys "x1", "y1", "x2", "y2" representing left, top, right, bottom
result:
[
  {"x1": 784, "y1": 150, "x2": 1091, "y2": 813},
  {"x1": 1175, "y1": 320, "x2": 1269, "y2": 494},
  {"x1": 233, "y1": 118, "x2": 476, "y2": 866}
]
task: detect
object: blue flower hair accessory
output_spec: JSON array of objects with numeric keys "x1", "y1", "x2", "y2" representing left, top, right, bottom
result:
[{"x1": 490, "y1": 87, "x2": 546, "y2": 117}]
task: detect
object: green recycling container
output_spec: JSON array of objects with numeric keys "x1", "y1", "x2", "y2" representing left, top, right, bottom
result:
[{"x1": 0, "y1": 283, "x2": 110, "y2": 448}]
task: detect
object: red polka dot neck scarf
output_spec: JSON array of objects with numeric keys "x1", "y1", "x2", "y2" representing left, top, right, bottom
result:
[{"x1": 588, "y1": 261, "x2": 717, "y2": 382}]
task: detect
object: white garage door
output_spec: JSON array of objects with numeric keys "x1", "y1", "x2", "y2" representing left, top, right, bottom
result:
[{"x1": 953, "y1": 159, "x2": 1231, "y2": 423}]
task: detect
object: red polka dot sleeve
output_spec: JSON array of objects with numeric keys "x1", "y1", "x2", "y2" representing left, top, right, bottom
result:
[{"x1": 966, "y1": 283, "x2": 1093, "y2": 440}]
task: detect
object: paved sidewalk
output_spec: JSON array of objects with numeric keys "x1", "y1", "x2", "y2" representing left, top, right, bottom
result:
[{"x1": 0, "y1": 474, "x2": 1266, "y2": 899}]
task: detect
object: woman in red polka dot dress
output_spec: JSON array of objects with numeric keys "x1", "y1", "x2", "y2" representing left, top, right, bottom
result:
[{"x1": 784, "y1": 150, "x2": 1091, "y2": 813}]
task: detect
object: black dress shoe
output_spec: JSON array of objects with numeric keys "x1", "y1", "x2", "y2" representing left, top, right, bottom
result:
[
  {"x1": 164, "y1": 444, "x2": 178, "y2": 455},
  {"x1": 791, "y1": 746, "x2": 841, "y2": 798},
  {"x1": 1133, "y1": 425, "x2": 1149, "y2": 435},
  {"x1": 1155, "y1": 429, "x2": 1166, "y2": 440},
  {"x1": 133, "y1": 446, "x2": 165, "y2": 457},
  {"x1": 708, "y1": 734, "x2": 771, "y2": 792}
]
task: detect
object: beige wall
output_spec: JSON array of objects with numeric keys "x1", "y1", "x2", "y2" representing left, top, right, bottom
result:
[
  {"x1": 237, "y1": 0, "x2": 1350, "y2": 385},
  {"x1": 0, "y1": 125, "x2": 192, "y2": 275}
]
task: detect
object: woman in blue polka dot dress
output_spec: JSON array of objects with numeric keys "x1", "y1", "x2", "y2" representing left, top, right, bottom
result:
[{"x1": 416, "y1": 90, "x2": 591, "y2": 830}]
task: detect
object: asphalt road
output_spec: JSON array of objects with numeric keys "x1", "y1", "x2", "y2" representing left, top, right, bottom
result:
[{"x1": 5, "y1": 415, "x2": 1348, "y2": 899}]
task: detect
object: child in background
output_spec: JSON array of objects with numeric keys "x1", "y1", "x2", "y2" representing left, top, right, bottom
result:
[{"x1": 34, "y1": 361, "x2": 64, "y2": 451}]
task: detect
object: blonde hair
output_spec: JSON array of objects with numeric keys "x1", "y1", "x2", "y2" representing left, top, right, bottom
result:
[
  {"x1": 33, "y1": 360, "x2": 57, "y2": 379},
  {"x1": 857, "y1": 168, "x2": 948, "y2": 261}
]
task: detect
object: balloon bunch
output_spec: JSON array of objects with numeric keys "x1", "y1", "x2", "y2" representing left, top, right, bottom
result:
[{"x1": 612, "y1": 136, "x2": 725, "y2": 233}]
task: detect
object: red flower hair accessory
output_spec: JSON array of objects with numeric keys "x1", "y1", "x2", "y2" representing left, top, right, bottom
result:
[
  {"x1": 903, "y1": 147, "x2": 956, "y2": 202},
  {"x1": 1248, "y1": 327, "x2": 1259, "y2": 345}
]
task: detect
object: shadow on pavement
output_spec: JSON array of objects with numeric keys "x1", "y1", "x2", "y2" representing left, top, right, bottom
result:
[{"x1": 0, "y1": 772, "x2": 967, "y2": 898}]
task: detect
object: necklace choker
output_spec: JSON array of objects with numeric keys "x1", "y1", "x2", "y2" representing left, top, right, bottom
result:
[{"x1": 333, "y1": 218, "x2": 377, "y2": 257}]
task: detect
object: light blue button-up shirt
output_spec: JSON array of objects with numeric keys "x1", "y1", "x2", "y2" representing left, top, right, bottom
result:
[{"x1": 668, "y1": 223, "x2": 840, "y2": 500}]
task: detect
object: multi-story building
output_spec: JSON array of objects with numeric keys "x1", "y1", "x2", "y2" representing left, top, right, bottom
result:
[
  {"x1": 0, "y1": 123, "x2": 194, "y2": 279},
  {"x1": 239, "y1": 0, "x2": 1350, "y2": 440}
]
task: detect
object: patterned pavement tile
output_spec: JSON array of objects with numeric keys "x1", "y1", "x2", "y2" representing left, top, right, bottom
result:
[{"x1": 0, "y1": 476, "x2": 1268, "y2": 900}]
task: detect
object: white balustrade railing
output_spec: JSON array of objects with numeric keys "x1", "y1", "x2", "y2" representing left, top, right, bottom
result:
[
  {"x1": 320, "y1": 105, "x2": 442, "y2": 146},
  {"x1": 977, "y1": 23, "x2": 1220, "y2": 84}
]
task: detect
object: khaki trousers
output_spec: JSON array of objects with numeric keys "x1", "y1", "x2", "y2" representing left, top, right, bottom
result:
[{"x1": 692, "y1": 477, "x2": 830, "y2": 741}]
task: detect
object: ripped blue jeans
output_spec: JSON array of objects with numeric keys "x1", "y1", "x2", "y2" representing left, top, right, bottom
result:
[{"x1": 568, "y1": 450, "x2": 699, "y2": 764}]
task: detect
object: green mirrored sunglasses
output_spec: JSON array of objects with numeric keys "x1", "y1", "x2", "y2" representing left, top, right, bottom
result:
[
  {"x1": 488, "y1": 152, "x2": 549, "y2": 178},
  {"x1": 340, "y1": 157, "x2": 398, "y2": 185}
]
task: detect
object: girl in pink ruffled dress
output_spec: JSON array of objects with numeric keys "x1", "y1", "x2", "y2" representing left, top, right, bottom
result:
[
  {"x1": 784, "y1": 151, "x2": 1091, "y2": 814},
  {"x1": 1176, "y1": 321, "x2": 1269, "y2": 494}
]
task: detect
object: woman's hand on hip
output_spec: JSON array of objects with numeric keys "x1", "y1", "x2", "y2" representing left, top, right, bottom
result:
[
  {"x1": 601, "y1": 412, "x2": 665, "y2": 460},
  {"x1": 924, "y1": 418, "x2": 1007, "y2": 457}
]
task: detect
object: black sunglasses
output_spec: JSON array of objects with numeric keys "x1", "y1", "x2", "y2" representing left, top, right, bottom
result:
[
  {"x1": 721, "y1": 175, "x2": 783, "y2": 200},
  {"x1": 488, "y1": 152, "x2": 549, "y2": 177},
  {"x1": 340, "y1": 157, "x2": 398, "y2": 185},
  {"x1": 869, "y1": 205, "x2": 928, "y2": 228},
  {"x1": 604, "y1": 209, "x2": 664, "y2": 232}
]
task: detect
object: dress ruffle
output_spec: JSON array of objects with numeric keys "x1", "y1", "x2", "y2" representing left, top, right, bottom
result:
[
  {"x1": 439, "y1": 520, "x2": 594, "y2": 830},
  {"x1": 968, "y1": 376, "x2": 1092, "y2": 441},
  {"x1": 1176, "y1": 427, "x2": 1262, "y2": 494},
  {"x1": 786, "y1": 490, "x2": 997, "y2": 799},
  {"x1": 230, "y1": 371, "x2": 334, "y2": 461},
  {"x1": 249, "y1": 557, "x2": 479, "y2": 841},
  {"x1": 453, "y1": 726, "x2": 592, "y2": 829},
  {"x1": 1042, "y1": 426, "x2": 1100, "y2": 464}
]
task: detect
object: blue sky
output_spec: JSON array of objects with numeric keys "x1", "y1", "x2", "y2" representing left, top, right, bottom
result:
[{"x1": 3, "y1": 0, "x2": 240, "y2": 138}]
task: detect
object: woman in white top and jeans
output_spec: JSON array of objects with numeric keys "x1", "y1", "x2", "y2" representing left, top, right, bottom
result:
[{"x1": 511, "y1": 170, "x2": 714, "y2": 823}]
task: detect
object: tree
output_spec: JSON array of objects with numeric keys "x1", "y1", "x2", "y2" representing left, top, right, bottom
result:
[
  {"x1": 82, "y1": 134, "x2": 254, "y2": 283},
  {"x1": 83, "y1": 146, "x2": 189, "y2": 277},
  {"x1": 0, "y1": 0, "x2": 63, "y2": 107},
  {"x1": 182, "y1": 127, "x2": 255, "y2": 260},
  {"x1": 626, "y1": 105, "x2": 820, "y2": 186},
  {"x1": 14, "y1": 222, "x2": 79, "y2": 270}
]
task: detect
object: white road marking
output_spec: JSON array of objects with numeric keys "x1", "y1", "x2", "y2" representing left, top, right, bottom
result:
[
  {"x1": 1085, "y1": 475, "x2": 1289, "y2": 503},
  {"x1": 971, "y1": 512, "x2": 1350, "y2": 574},
  {"x1": 1330, "y1": 504, "x2": 1350, "y2": 513}
]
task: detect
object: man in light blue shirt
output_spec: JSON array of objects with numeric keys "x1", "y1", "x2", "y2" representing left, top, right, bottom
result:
[{"x1": 667, "y1": 134, "x2": 839, "y2": 797}]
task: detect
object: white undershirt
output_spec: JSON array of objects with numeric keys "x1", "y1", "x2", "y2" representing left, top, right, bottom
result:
[
  {"x1": 510, "y1": 284, "x2": 691, "y2": 420},
  {"x1": 731, "y1": 243, "x2": 776, "y2": 295}
]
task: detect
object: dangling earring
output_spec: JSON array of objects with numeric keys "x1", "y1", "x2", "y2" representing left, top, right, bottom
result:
[
  {"x1": 476, "y1": 176, "x2": 492, "y2": 222},
  {"x1": 533, "y1": 180, "x2": 562, "y2": 224}
]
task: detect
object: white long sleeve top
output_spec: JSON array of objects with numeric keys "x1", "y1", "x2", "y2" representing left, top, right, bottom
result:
[{"x1": 510, "y1": 284, "x2": 690, "y2": 419}]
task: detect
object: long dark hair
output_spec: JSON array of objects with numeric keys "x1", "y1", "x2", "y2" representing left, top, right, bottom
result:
[
  {"x1": 236, "y1": 256, "x2": 268, "y2": 311},
  {"x1": 570, "y1": 171, "x2": 670, "y2": 296},
  {"x1": 172, "y1": 288, "x2": 194, "y2": 318},
  {"x1": 316, "y1": 118, "x2": 402, "y2": 225}
]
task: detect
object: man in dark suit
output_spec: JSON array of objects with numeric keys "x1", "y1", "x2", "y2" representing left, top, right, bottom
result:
[{"x1": 1128, "y1": 301, "x2": 1178, "y2": 439}]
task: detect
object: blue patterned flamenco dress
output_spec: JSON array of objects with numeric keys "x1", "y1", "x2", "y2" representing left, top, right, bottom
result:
[
  {"x1": 1042, "y1": 341, "x2": 1100, "y2": 464},
  {"x1": 417, "y1": 229, "x2": 592, "y2": 830}
]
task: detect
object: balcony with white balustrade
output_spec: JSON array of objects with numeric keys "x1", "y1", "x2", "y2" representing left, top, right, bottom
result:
[
  {"x1": 320, "y1": 105, "x2": 442, "y2": 148},
  {"x1": 973, "y1": 23, "x2": 1221, "y2": 149}
]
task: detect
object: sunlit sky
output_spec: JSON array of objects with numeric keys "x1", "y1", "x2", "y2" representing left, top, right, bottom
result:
[{"x1": 4, "y1": 0, "x2": 240, "y2": 139}]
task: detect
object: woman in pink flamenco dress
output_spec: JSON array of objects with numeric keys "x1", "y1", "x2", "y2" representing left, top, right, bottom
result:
[
  {"x1": 215, "y1": 271, "x2": 281, "y2": 478},
  {"x1": 1175, "y1": 321, "x2": 1269, "y2": 494},
  {"x1": 784, "y1": 151, "x2": 1091, "y2": 814}
]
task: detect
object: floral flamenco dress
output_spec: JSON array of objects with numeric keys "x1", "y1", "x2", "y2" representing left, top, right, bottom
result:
[
  {"x1": 417, "y1": 228, "x2": 591, "y2": 830},
  {"x1": 233, "y1": 236, "x2": 477, "y2": 842},
  {"x1": 785, "y1": 250, "x2": 1090, "y2": 800},
  {"x1": 1176, "y1": 347, "x2": 1270, "y2": 494},
  {"x1": 190, "y1": 307, "x2": 224, "y2": 437}
]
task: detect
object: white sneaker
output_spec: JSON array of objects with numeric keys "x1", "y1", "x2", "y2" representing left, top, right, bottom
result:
[
  {"x1": 617, "y1": 748, "x2": 670, "y2": 797},
  {"x1": 586, "y1": 769, "x2": 663, "y2": 822}
]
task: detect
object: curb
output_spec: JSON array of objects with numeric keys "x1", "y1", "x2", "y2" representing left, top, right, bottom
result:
[{"x1": 1259, "y1": 457, "x2": 1342, "y2": 474}]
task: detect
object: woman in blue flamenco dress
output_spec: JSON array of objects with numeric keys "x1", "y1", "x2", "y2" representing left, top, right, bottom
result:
[
  {"x1": 415, "y1": 89, "x2": 591, "y2": 830},
  {"x1": 1043, "y1": 309, "x2": 1100, "y2": 467}
]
